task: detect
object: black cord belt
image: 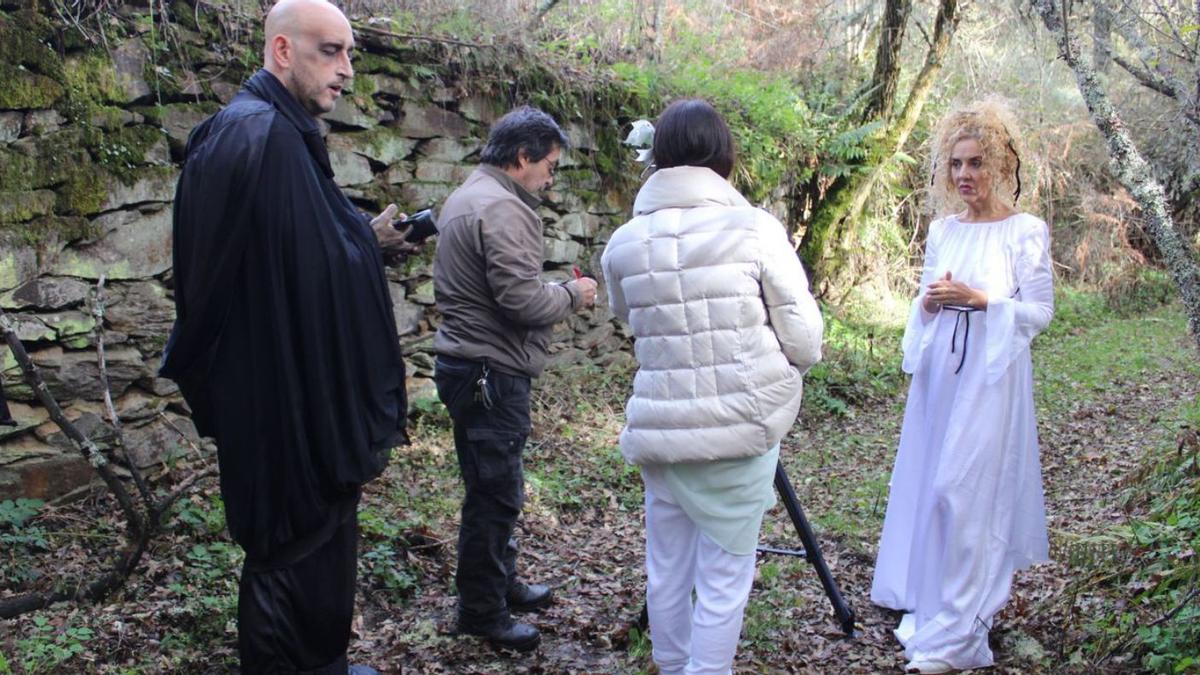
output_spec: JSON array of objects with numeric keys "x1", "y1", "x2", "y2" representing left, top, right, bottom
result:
[{"x1": 943, "y1": 304, "x2": 979, "y2": 375}]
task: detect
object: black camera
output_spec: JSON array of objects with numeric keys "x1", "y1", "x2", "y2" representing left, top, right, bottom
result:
[{"x1": 394, "y1": 208, "x2": 438, "y2": 243}]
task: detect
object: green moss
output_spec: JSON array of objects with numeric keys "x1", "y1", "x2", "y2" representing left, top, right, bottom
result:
[
  {"x1": 135, "y1": 101, "x2": 219, "y2": 127},
  {"x1": 0, "y1": 130, "x2": 110, "y2": 212},
  {"x1": 0, "y1": 191, "x2": 56, "y2": 224},
  {"x1": 349, "y1": 73, "x2": 378, "y2": 98},
  {"x1": 62, "y1": 52, "x2": 126, "y2": 106},
  {"x1": 0, "y1": 11, "x2": 64, "y2": 79},
  {"x1": 56, "y1": 163, "x2": 112, "y2": 216},
  {"x1": 44, "y1": 313, "x2": 96, "y2": 337},
  {"x1": 0, "y1": 146, "x2": 39, "y2": 192},
  {"x1": 0, "y1": 12, "x2": 66, "y2": 109},
  {"x1": 88, "y1": 105, "x2": 136, "y2": 130},
  {"x1": 84, "y1": 124, "x2": 167, "y2": 180},
  {"x1": 0, "y1": 215, "x2": 97, "y2": 246},
  {"x1": 351, "y1": 52, "x2": 412, "y2": 78},
  {"x1": 0, "y1": 65, "x2": 65, "y2": 109}
]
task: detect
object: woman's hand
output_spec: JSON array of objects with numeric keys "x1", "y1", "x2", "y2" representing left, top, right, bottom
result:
[{"x1": 926, "y1": 271, "x2": 988, "y2": 310}]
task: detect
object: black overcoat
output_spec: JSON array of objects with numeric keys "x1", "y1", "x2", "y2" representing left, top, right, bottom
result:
[{"x1": 161, "y1": 70, "x2": 407, "y2": 561}]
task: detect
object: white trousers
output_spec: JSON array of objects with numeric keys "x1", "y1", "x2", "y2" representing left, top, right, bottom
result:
[{"x1": 644, "y1": 477, "x2": 757, "y2": 675}]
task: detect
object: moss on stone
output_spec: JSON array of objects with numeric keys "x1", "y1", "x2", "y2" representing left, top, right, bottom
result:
[
  {"x1": 88, "y1": 105, "x2": 137, "y2": 130},
  {"x1": 46, "y1": 313, "x2": 96, "y2": 337},
  {"x1": 55, "y1": 163, "x2": 112, "y2": 216},
  {"x1": 349, "y1": 72, "x2": 378, "y2": 98},
  {"x1": 0, "y1": 12, "x2": 67, "y2": 106},
  {"x1": 0, "y1": 130, "x2": 97, "y2": 195},
  {"x1": 351, "y1": 52, "x2": 412, "y2": 78},
  {"x1": 0, "y1": 215, "x2": 97, "y2": 246},
  {"x1": 62, "y1": 52, "x2": 126, "y2": 106},
  {"x1": 83, "y1": 124, "x2": 168, "y2": 180},
  {"x1": 0, "y1": 10, "x2": 64, "y2": 79},
  {"x1": 0, "y1": 65, "x2": 65, "y2": 109},
  {"x1": 0, "y1": 191, "x2": 56, "y2": 224},
  {"x1": 0, "y1": 146, "x2": 39, "y2": 192}
]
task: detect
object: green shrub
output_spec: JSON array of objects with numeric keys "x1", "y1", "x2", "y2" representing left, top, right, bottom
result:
[
  {"x1": 1103, "y1": 267, "x2": 1176, "y2": 316},
  {"x1": 13, "y1": 616, "x2": 93, "y2": 675},
  {"x1": 803, "y1": 311, "x2": 906, "y2": 415},
  {"x1": 0, "y1": 498, "x2": 48, "y2": 586},
  {"x1": 1077, "y1": 393, "x2": 1200, "y2": 672},
  {"x1": 1042, "y1": 285, "x2": 1112, "y2": 338}
]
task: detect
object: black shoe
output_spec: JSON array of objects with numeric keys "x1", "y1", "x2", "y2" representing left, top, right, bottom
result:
[
  {"x1": 459, "y1": 618, "x2": 541, "y2": 652},
  {"x1": 506, "y1": 582, "x2": 553, "y2": 613}
]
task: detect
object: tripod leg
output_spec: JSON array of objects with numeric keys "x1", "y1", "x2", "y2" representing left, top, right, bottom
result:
[{"x1": 774, "y1": 461, "x2": 857, "y2": 636}]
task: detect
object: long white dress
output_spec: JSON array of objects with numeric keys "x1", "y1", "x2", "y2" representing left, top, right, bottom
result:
[{"x1": 870, "y1": 212, "x2": 1054, "y2": 670}]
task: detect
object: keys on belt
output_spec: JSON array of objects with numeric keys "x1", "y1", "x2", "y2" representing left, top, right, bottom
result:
[{"x1": 475, "y1": 362, "x2": 494, "y2": 410}]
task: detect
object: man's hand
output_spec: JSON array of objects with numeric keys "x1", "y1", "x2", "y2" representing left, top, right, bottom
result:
[
  {"x1": 568, "y1": 277, "x2": 598, "y2": 309},
  {"x1": 926, "y1": 271, "x2": 988, "y2": 310},
  {"x1": 371, "y1": 203, "x2": 424, "y2": 260}
]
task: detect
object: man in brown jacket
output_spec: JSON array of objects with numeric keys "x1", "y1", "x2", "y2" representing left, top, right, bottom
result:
[{"x1": 432, "y1": 106, "x2": 598, "y2": 652}]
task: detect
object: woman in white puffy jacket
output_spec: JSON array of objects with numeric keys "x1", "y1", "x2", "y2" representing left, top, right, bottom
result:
[{"x1": 601, "y1": 99, "x2": 824, "y2": 675}]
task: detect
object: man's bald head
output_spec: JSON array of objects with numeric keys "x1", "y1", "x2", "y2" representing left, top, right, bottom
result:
[{"x1": 262, "y1": 0, "x2": 354, "y2": 116}]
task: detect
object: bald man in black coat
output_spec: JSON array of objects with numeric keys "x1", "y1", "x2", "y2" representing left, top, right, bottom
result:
[{"x1": 160, "y1": 1, "x2": 417, "y2": 672}]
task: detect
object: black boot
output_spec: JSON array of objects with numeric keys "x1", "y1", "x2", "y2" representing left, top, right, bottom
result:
[
  {"x1": 506, "y1": 582, "x2": 553, "y2": 613},
  {"x1": 459, "y1": 617, "x2": 541, "y2": 652}
]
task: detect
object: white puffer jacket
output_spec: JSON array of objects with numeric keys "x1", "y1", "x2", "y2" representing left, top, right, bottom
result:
[{"x1": 601, "y1": 166, "x2": 824, "y2": 465}]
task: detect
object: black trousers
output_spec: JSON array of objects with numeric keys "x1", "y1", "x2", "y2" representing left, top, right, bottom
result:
[
  {"x1": 434, "y1": 355, "x2": 532, "y2": 630},
  {"x1": 236, "y1": 498, "x2": 359, "y2": 674}
]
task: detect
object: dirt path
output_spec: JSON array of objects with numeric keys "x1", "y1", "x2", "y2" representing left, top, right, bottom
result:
[
  {"x1": 3, "y1": 307, "x2": 1192, "y2": 673},
  {"x1": 360, "y1": 308, "x2": 1198, "y2": 674}
]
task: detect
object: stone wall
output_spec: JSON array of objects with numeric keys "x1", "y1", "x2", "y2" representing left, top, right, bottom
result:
[{"x1": 0, "y1": 5, "x2": 639, "y2": 501}]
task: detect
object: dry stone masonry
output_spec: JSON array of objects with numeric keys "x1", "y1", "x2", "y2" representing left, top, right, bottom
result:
[{"x1": 0, "y1": 4, "x2": 639, "y2": 501}]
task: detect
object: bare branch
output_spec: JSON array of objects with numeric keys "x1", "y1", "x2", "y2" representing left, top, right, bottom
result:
[
  {"x1": 157, "y1": 410, "x2": 205, "y2": 460},
  {"x1": 0, "y1": 308, "x2": 143, "y2": 534},
  {"x1": 152, "y1": 467, "x2": 218, "y2": 523},
  {"x1": 0, "y1": 526, "x2": 151, "y2": 619},
  {"x1": 1114, "y1": 53, "x2": 1181, "y2": 97},
  {"x1": 92, "y1": 276, "x2": 153, "y2": 508}
]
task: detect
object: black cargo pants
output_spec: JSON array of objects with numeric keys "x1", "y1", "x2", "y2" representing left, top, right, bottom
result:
[{"x1": 434, "y1": 355, "x2": 532, "y2": 630}]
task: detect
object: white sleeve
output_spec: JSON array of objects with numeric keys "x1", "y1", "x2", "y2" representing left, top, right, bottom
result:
[
  {"x1": 983, "y1": 217, "x2": 1054, "y2": 384},
  {"x1": 600, "y1": 237, "x2": 630, "y2": 323},
  {"x1": 758, "y1": 212, "x2": 824, "y2": 373},
  {"x1": 901, "y1": 218, "x2": 944, "y2": 374}
]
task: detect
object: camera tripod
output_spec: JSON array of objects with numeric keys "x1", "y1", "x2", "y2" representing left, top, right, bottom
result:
[
  {"x1": 757, "y1": 461, "x2": 857, "y2": 637},
  {"x1": 634, "y1": 461, "x2": 858, "y2": 638}
]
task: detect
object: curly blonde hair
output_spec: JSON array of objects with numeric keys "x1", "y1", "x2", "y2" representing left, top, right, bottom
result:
[{"x1": 928, "y1": 97, "x2": 1025, "y2": 216}]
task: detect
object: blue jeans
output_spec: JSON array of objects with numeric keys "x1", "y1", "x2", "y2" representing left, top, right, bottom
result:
[{"x1": 434, "y1": 355, "x2": 532, "y2": 629}]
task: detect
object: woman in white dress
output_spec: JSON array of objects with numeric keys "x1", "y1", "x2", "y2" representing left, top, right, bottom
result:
[{"x1": 870, "y1": 99, "x2": 1055, "y2": 674}]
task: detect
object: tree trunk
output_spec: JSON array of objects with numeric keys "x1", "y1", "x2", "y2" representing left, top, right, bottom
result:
[
  {"x1": 1032, "y1": 0, "x2": 1200, "y2": 350},
  {"x1": 846, "y1": 0, "x2": 960, "y2": 222},
  {"x1": 800, "y1": 0, "x2": 960, "y2": 287},
  {"x1": 863, "y1": 0, "x2": 914, "y2": 122},
  {"x1": 528, "y1": 0, "x2": 564, "y2": 28}
]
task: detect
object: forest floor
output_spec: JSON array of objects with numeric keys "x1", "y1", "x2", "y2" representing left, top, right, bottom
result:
[{"x1": 2, "y1": 294, "x2": 1198, "y2": 674}]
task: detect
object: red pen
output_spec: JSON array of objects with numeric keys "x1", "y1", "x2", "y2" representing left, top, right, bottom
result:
[{"x1": 572, "y1": 266, "x2": 583, "y2": 280}]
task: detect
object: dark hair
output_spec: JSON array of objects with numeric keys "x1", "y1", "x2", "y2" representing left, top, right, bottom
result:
[
  {"x1": 651, "y1": 99, "x2": 735, "y2": 178},
  {"x1": 479, "y1": 106, "x2": 569, "y2": 169}
]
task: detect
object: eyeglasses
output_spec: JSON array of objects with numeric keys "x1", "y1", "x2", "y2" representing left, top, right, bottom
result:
[{"x1": 539, "y1": 156, "x2": 558, "y2": 177}]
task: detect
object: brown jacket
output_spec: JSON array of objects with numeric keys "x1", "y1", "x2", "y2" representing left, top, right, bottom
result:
[{"x1": 433, "y1": 164, "x2": 581, "y2": 377}]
